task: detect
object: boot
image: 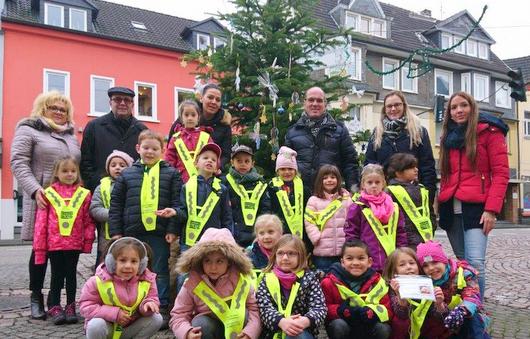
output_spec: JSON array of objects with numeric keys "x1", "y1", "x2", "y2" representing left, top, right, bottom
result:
[
  {"x1": 64, "y1": 302, "x2": 78, "y2": 324},
  {"x1": 48, "y1": 305, "x2": 66, "y2": 325},
  {"x1": 30, "y1": 291, "x2": 46, "y2": 320}
]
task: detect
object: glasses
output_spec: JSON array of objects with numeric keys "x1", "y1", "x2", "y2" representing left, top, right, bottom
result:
[
  {"x1": 277, "y1": 251, "x2": 298, "y2": 258},
  {"x1": 111, "y1": 97, "x2": 133, "y2": 104},
  {"x1": 47, "y1": 105, "x2": 67, "y2": 113},
  {"x1": 385, "y1": 102, "x2": 403, "y2": 110},
  {"x1": 305, "y1": 98, "x2": 325, "y2": 104}
]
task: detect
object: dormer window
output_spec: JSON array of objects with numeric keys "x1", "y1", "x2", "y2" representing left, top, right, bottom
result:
[
  {"x1": 213, "y1": 37, "x2": 226, "y2": 50},
  {"x1": 360, "y1": 17, "x2": 370, "y2": 34},
  {"x1": 44, "y1": 2, "x2": 64, "y2": 27},
  {"x1": 197, "y1": 33, "x2": 210, "y2": 50},
  {"x1": 478, "y1": 42, "x2": 488, "y2": 59},
  {"x1": 69, "y1": 8, "x2": 87, "y2": 31},
  {"x1": 344, "y1": 11, "x2": 386, "y2": 38},
  {"x1": 440, "y1": 33, "x2": 489, "y2": 60},
  {"x1": 131, "y1": 21, "x2": 147, "y2": 30},
  {"x1": 345, "y1": 12, "x2": 357, "y2": 30}
]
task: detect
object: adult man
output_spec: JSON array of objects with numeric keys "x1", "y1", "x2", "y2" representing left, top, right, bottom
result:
[
  {"x1": 81, "y1": 87, "x2": 147, "y2": 192},
  {"x1": 285, "y1": 87, "x2": 359, "y2": 191}
]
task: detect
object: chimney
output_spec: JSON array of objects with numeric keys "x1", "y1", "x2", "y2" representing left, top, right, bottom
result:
[{"x1": 420, "y1": 9, "x2": 432, "y2": 17}]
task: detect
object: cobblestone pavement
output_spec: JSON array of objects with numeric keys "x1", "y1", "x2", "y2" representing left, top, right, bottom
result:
[{"x1": 1, "y1": 228, "x2": 529, "y2": 338}]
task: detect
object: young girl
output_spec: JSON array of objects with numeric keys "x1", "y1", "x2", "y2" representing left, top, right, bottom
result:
[
  {"x1": 257, "y1": 234, "x2": 327, "y2": 339},
  {"x1": 248, "y1": 213, "x2": 284, "y2": 270},
  {"x1": 386, "y1": 153, "x2": 435, "y2": 250},
  {"x1": 345, "y1": 164, "x2": 407, "y2": 272},
  {"x1": 321, "y1": 240, "x2": 392, "y2": 339},
  {"x1": 79, "y1": 237, "x2": 163, "y2": 339},
  {"x1": 382, "y1": 247, "x2": 445, "y2": 339},
  {"x1": 305, "y1": 164, "x2": 352, "y2": 272},
  {"x1": 165, "y1": 100, "x2": 213, "y2": 183},
  {"x1": 90, "y1": 150, "x2": 133, "y2": 266},
  {"x1": 170, "y1": 228, "x2": 261, "y2": 339},
  {"x1": 33, "y1": 156, "x2": 95, "y2": 325}
]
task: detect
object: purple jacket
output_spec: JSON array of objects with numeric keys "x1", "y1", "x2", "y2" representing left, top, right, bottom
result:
[{"x1": 344, "y1": 196, "x2": 407, "y2": 271}]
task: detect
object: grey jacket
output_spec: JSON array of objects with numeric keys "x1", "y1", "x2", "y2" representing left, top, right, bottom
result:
[{"x1": 89, "y1": 179, "x2": 115, "y2": 223}]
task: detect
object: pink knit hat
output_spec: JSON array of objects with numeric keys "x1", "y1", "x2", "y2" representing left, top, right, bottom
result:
[
  {"x1": 197, "y1": 228, "x2": 237, "y2": 246},
  {"x1": 416, "y1": 240, "x2": 449, "y2": 266},
  {"x1": 105, "y1": 150, "x2": 134, "y2": 173},
  {"x1": 275, "y1": 146, "x2": 298, "y2": 172}
]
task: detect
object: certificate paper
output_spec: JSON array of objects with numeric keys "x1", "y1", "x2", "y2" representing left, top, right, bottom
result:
[{"x1": 395, "y1": 275, "x2": 435, "y2": 301}]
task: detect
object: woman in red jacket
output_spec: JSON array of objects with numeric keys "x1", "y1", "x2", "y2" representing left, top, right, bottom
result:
[{"x1": 438, "y1": 91, "x2": 509, "y2": 300}]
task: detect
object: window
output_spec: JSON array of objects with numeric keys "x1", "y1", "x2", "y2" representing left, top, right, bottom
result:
[
  {"x1": 197, "y1": 33, "x2": 210, "y2": 50},
  {"x1": 441, "y1": 33, "x2": 452, "y2": 49},
  {"x1": 525, "y1": 111, "x2": 530, "y2": 137},
  {"x1": 473, "y1": 74, "x2": 489, "y2": 102},
  {"x1": 90, "y1": 75, "x2": 114, "y2": 115},
  {"x1": 467, "y1": 39, "x2": 477, "y2": 57},
  {"x1": 134, "y1": 82, "x2": 157, "y2": 121},
  {"x1": 461, "y1": 73, "x2": 471, "y2": 93},
  {"x1": 383, "y1": 58, "x2": 399, "y2": 90},
  {"x1": 478, "y1": 43, "x2": 489, "y2": 59},
  {"x1": 495, "y1": 81, "x2": 511, "y2": 109},
  {"x1": 454, "y1": 36, "x2": 466, "y2": 54},
  {"x1": 345, "y1": 12, "x2": 357, "y2": 29},
  {"x1": 213, "y1": 37, "x2": 226, "y2": 50},
  {"x1": 322, "y1": 45, "x2": 362, "y2": 80},
  {"x1": 44, "y1": 3, "x2": 64, "y2": 27},
  {"x1": 69, "y1": 8, "x2": 87, "y2": 31},
  {"x1": 401, "y1": 64, "x2": 418, "y2": 93},
  {"x1": 373, "y1": 20, "x2": 384, "y2": 38},
  {"x1": 360, "y1": 17, "x2": 370, "y2": 34},
  {"x1": 435, "y1": 69, "x2": 453, "y2": 97},
  {"x1": 174, "y1": 87, "x2": 195, "y2": 120},
  {"x1": 43, "y1": 69, "x2": 70, "y2": 96},
  {"x1": 131, "y1": 21, "x2": 147, "y2": 30}
]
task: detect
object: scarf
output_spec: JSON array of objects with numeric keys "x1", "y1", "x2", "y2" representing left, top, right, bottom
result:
[
  {"x1": 111, "y1": 113, "x2": 133, "y2": 134},
  {"x1": 300, "y1": 112, "x2": 329, "y2": 138},
  {"x1": 432, "y1": 265, "x2": 451, "y2": 287},
  {"x1": 382, "y1": 116, "x2": 407, "y2": 140},
  {"x1": 40, "y1": 117, "x2": 70, "y2": 133},
  {"x1": 329, "y1": 262, "x2": 375, "y2": 294},
  {"x1": 443, "y1": 120, "x2": 467, "y2": 149},
  {"x1": 361, "y1": 191, "x2": 395, "y2": 224},
  {"x1": 257, "y1": 242, "x2": 272, "y2": 259},
  {"x1": 273, "y1": 266, "x2": 298, "y2": 291},
  {"x1": 228, "y1": 166, "x2": 262, "y2": 184}
]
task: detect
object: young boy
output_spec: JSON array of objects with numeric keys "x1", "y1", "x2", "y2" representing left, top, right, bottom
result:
[
  {"x1": 108, "y1": 129, "x2": 182, "y2": 321},
  {"x1": 223, "y1": 145, "x2": 271, "y2": 247}
]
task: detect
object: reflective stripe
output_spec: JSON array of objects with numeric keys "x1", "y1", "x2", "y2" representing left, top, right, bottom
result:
[
  {"x1": 387, "y1": 185, "x2": 433, "y2": 241},
  {"x1": 140, "y1": 160, "x2": 160, "y2": 231},
  {"x1": 271, "y1": 176, "x2": 304, "y2": 238},
  {"x1": 304, "y1": 199, "x2": 343, "y2": 231},
  {"x1": 185, "y1": 176, "x2": 222, "y2": 246},
  {"x1": 408, "y1": 299, "x2": 432, "y2": 339},
  {"x1": 356, "y1": 201, "x2": 399, "y2": 256},
  {"x1": 193, "y1": 273, "x2": 250, "y2": 339},
  {"x1": 250, "y1": 268, "x2": 265, "y2": 291},
  {"x1": 336, "y1": 277, "x2": 389, "y2": 322},
  {"x1": 173, "y1": 131, "x2": 210, "y2": 178},
  {"x1": 99, "y1": 177, "x2": 112, "y2": 240},
  {"x1": 44, "y1": 186, "x2": 90, "y2": 237},
  {"x1": 448, "y1": 266, "x2": 466, "y2": 309},
  {"x1": 226, "y1": 174, "x2": 267, "y2": 226}
]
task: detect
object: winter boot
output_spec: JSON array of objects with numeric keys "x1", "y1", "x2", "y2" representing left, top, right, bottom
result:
[
  {"x1": 30, "y1": 291, "x2": 46, "y2": 320},
  {"x1": 47, "y1": 305, "x2": 66, "y2": 325},
  {"x1": 64, "y1": 302, "x2": 78, "y2": 324}
]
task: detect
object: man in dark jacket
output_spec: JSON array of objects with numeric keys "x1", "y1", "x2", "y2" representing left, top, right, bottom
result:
[
  {"x1": 80, "y1": 87, "x2": 147, "y2": 192},
  {"x1": 285, "y1": 87, "x2": 359, "y2": 192}
]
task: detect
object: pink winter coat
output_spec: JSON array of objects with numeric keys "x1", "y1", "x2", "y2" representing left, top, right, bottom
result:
[
  {"x1": 304, "y1": 189, "x2": 352, "y2": 257},
  {"x1": 170, "y1": 267, "x2": 261, "y2": 339},
  {"x1": 79, "y1": 264, "x2": 160, "y2": 326},
  {"x1": 33, "y1": 182, "x2": 95, "y2": 264}
]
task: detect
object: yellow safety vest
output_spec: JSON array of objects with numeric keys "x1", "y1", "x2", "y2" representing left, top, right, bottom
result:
[
  {"x1": 271, "y1": 176, "x2": 304, "y2": 238},
  {"x1": 250, "y1": 268, "x2": 265, "y2": 290},
  {"x1": 408, "y1": 299, "x2": 432, "y2": 339},
  {"x1": 387, "y1": 185, "x2": 433, "y2": 242},
  {"x1": 173, "y1": 131, "x2": 210, "y2": 179},
  {"x1": 336, "y1": 277, "x2": 390, "y2": 322},
  {"x1": 355, "y1": 201, "x2": 399, "y2": 256},
  {"x1": 226, "y1": 174, "x2": 267, "y2": 226},
  {"x1": 193, "y1": 273, "x2": 250, "y2": 339},
  {"x1": 99, "y1": 177, "x2": 112, "y2": 240},
  {"x1": 140, "y1": 160, "x2": 160, "y2": 231},
  {"x1": 447, "y1": 266, "x2": 467, "y2": 309},
  {"x1": 44, "y1": 186, "x2": 90, "y2": 237},
  {"x1": 351, "y1": 192, "x2": 361, "y2": 202},
  {"x1": 185, "y1": 176, "x2": 222, "y2": 246},
  {"x1": 96, "y1": 276, "x2": 151, "y2": 339},
  {"x1": 265, "y1": 270, "x2": 305, "y2": 339},
  {"x1": 305, "y1": 199, "x2": 343, "y2": 231}
]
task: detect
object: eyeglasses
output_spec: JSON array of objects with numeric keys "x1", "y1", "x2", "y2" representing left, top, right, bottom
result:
[
  {"x1": 277, "y1": 251, "x2": 298, "y2": 258},
  {"x1": 305, "y1": 98, "x2": 325, "y2": 104},
  {"x1": 385, "y1": 102, "x2": 403, "y2": 110},
  {"x1": 47, "y1": 105, "x2": 67, "y2": 113},
  {"x1": 111, "y1": 97, "x2": 133, "y2": 104}
]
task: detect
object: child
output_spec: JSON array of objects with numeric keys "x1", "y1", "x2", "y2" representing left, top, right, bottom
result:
[
  {"x1": 33, "y1": 156, "x2": 95, "y2": 324},
  {"x1": 257, "y1": 234, "x2": 327, "y2": 339},
  {"x1": 165, "y1": 100, "x2": 213, "y2": 183},
  {"x1": 108, "y1": 129, "x2": 182, "y2": 320},
  {"x1": 79, "y1": 237, "x2": 163, "y2": 339},
  {"x1": 90, "y1": 150, "x2": 133, "y2": 266},
  {"x1": 248, "y1": 214, "x2": 284, "y2": 270},
  {"x1": 416, "y1": 241, "x2": 490, "y2": 338},
  {"x1": 386, "y1": 153, "x2": 435, "y2": 250},
  {"x1": 345, "y1": 164, "x2": 407, "y2": 272},
  {"x1": 321, "y1": 240, "x2": 392, "y2": 339},
  {"x1": 223, "y1": 144, "x2": 271, "y2": 247},
  {"x1": 170, "y1": 228, "x2": 261, "y2": 339},
  {"x1": 305, "y1": 164, "x2": 352, "y2": 272},
  {"x1": 382, "y1": 247, "x2": 445, "y2": 339}
]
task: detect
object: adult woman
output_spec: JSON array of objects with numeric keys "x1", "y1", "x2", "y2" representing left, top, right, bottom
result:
[
  {"x1": 438, "y1": 91, "x2": 509, "y2": 298},
  {"x1": 10, "y1": 91, "x2": 81, "y2": 319}
]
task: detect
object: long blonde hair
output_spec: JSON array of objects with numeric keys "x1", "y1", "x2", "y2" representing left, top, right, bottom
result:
[
  {"x1": 30, "y1": 91, "x2": 74, "y2": 123},
  {"x1": 373, "y1": 91, "x2": 422, "y2": 150}
]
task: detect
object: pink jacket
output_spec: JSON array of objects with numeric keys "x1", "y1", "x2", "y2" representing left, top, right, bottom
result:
[
  {"x1": 170, "y1": 267, "x2": 261, "y2": 339},
  {"x1": 305, "y1": 189, "x2": 352, "y2": 257},
  {"x1": 79, "y1": 264, "x2": 160, "y2": 326},
  {"x1": 33, "y1": 182, "x2": 95, "y2": 264}
]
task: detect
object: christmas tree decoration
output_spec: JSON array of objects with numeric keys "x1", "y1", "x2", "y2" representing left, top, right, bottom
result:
[
  {"x1": 235, "y1": 62, "x2": 241, "y2": 92},
  {"x1": 259, "y1": 105, "x2": 268, "y2": 124},
  {"x1": 237, "y1": 102, "x2": 244, "y2": 110},
  {"x1": 277, "y1": 105, "x2": 285, "y2": 115},
  {"x1": 180, "y1": 59, "x2": 188, "y2": 68},
  {"x1": 350, "y1": 85, "x2": 365, "y2": 98},
  {"x1": 291, "y1": 92, "x2": 300, "y2": 105},
  {"x1": 340, "y1": 96, "x2": 350, "y2": 112},
  {"x1": 257, "y1": 71, "x2": 279, "y2": 107}
]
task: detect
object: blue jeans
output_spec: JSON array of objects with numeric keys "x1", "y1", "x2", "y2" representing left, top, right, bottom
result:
[
  {"x1": 191, "y1": 315, "x2": 224, "y2": 339},
  {"x1": 286, "y1": 330, "x2": 314, "y2": 339},
  {"x1": 445, "y1": 214, "x2": 488, "y2": 300},
  {"x1": 327, "y1": 319, "x2": 390, "y2": 339},
  {"x1": 312, "y1": 256, "x2": 340, "y2": 273},
  {"x1": 136, "y1": 234, "x2": 170, "y2": 307},
  {"x1": 452, "y1": 313, "x2": 490, "y2": 339}
]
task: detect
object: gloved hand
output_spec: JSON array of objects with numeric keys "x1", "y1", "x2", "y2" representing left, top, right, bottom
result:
[
  {"x1": 444, "y1": 306, "x2": 466, "y2": 330},
  {"x1": 358, "y1": 307, "x2": 379, "y2": 325},
  {"x1": 337, "y1": 302, "x2": 363, "y2": 325}
]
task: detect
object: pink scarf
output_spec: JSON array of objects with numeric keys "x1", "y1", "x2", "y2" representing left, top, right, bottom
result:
[
  {"x1": 361, "y1": 191, "x2": 395, "y2": 224},
  {"x1": 257, "y1": 242, "x2": 272, "y2": 259},
  {"x1": 272, "y1": 266, "x2": 298, "y2": 291}
]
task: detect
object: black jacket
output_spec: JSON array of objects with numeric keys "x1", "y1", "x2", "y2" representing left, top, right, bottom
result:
[
  {"x1": 81, "y1": 112, "x2": 147, "y2": 191},
  {"x1": 284, "y1": 114, "x2": 359, "y2": 191},
  {"x1": 108, "y1": 160, "x2": 182, "y2": 237}
]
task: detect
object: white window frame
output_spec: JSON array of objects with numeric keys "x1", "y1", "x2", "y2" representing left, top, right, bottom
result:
[
  {"x1": 382, "y1": 57, "x2": 400, "y2": 90},
  {"x1": 213, "y1": 37, "x2": 226, "y2": 51},
  {"x1": 461, "y1": 73, "x2": 471, "y2": 93},
  {"x1": 525, "y1": 111, "x2": 530, "y2": 137},
  {"x1": 349, "y1": 47, "x2": 362, "y2": 81},
  {"x1": 43, "y1": 68, "x2": 70, "y2": 96},
  {"x1": 441, "y1": 33, "x2": 452, "y2": 49},
  {"x1": 197, "y1": 33, "x2": 210, "y2": 50},
  {"x1": 495, "y1": 81, "x2": 512, "y2": 109},
  {"x1": 345, "y1": 12, "x2": 358, "y2": 30},
  {"x1": 473, "y1": 74, "x2": 489, "y2": 102},
  {"x1": 435, "y1": 69, "x2": 453, "y2": 97},
  {"x1": 454, "y1": 36, "x2": 466, "y2": 54},
  {"x1": 401, "y1": 64, "x2": 418, "y2": 93},
  {"x1": 69, "y1": 8, "x2": 87, "y2": 31},
  {"x1": 373, "y1": 20, "x2": 385, "y2": 38},
  {"x1": 478, "y1": 42, "x2": 489, "y2": 60},
  {"x1": 131, "y1": 21, "x2": 147, "y2": 30},
  {"x1": 360, "y1": 17, "x2": 371, "y2": 34},
  {"x1": 467, "y1": 39, "x2": 478, "y2": 57},
  {"x1": 174, "y1": 87, "x2": 194, "y2": 121},
  {"x1": 44, "y1": 2, "x2": 64, "y2": 27},
  {"x1": 134, "y1": 81, "x2": 158, "y2": 122},
  {"x1": 90, "y1": 75, "x2": 114, "y2": 116}
]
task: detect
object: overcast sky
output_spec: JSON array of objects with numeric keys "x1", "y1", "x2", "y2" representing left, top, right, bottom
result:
[{"x1": 107, "y1": 0, "x2": 530, "y2": 60}]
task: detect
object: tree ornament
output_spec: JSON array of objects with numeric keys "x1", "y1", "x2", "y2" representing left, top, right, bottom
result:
[
  {"x1": 340, "y1": 95, "x2": 350, "y2": 112},
  {"x1": 252, "y1": 121, "x2": 261, "y2": 149},
  {"x1": 277, "y1": 106, "x2": 285, "y2": 115},
  {"x1": 257, "y1": 72, "x2": 279, "y2": 107},
  {"x1": 259, "y1": 105, "x2": 268, "y2": 124},
  {"x1": 180, "y1": 59, "x2": 188, "y2": 68},
  {"x1": 238, "y1": 102, "x2": 244, "y2": 110},
  {"x1": 198, "y1": 55, "x2": 204, "y2": 63},
  {"x1": 235, "y1": 62, "x2": 241, "y2": 92},
  {"x1": 291, "y1": 92, "x2": 300, "y2": 105},
  {"x1": 350, "y1": 85, "x2": 365, "y2": 98}
]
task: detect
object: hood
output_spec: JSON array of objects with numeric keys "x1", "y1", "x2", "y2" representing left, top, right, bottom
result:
[
  {"x1": 200, "y1": 107, "x2": 232, "y2": 126},
  {"x1": 478, "y1": 112, "x2": 509, "y2": 135}
]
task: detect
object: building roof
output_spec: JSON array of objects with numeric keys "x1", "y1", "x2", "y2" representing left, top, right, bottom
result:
[{"x1": 504, "y1": 56, "x2": 530, "y2": 83}]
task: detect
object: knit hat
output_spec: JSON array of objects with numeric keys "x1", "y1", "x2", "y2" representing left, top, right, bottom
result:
[
  {"x1": 275, "y1": 146, "x2": 298, "y2": 172},
  {"x1": 105, "y1": 150, "x2": 134, "y2": 173},
  {"x1": 416, "y1": 240, "x2": 449, "y2": 266}
]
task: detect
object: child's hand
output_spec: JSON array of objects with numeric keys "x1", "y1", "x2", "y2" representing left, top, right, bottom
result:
[
  {"x1": 434, "y1": 287, "x2": 445, "y2": 306},
  {"x1": 111, "y1": 234, "x2": 123, "y2": 241},
  {"x1": 165, "y1": 233, "x2": 176, "y2": 244},
  {"x1": 236, "y1": 333, "x2": 250, "y2": 339},
  {"x1": 143, "y1": 301, "x2": 159, "y2": 314},
  {"x1": 291, "y1": 314, "x2": 310, "y2": 329},
  {"x1": 156, "y1": 208, "x2": 176, "y2": 218},
  {"x1": 35, "y1": 188, "x2": 47, "y2": 209},
  {"x1": 186, "y1": 327, "x2": 202, "y2": 339},
  {"x1": 389, "y1": 279, "x2": 400, "y2": 294},
  {"x1": 116, "y1": 310, "x2": 132, "y2": 327},
  {"x1": 279, "y1": 316, "x2": 305, "y2": 336}
]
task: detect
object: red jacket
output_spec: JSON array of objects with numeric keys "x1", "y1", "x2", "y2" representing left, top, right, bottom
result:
[
  {"x1": 439, "y1": 122, "x2": 509, "y2": 214},
  {"x1": 33, "y1": 182, "x2": 95, "y2": 264},
  {"x1": 165, "y1": 125, "x2": 213, "y2": 183}
]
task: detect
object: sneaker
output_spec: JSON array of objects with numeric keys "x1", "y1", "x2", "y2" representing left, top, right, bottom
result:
[
  {"x1": 48, "y1": 305, "x2": 66, "y2": 325},
  {"x1": 64, "y1": 302, "x2": 78, "y2": 324}
]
